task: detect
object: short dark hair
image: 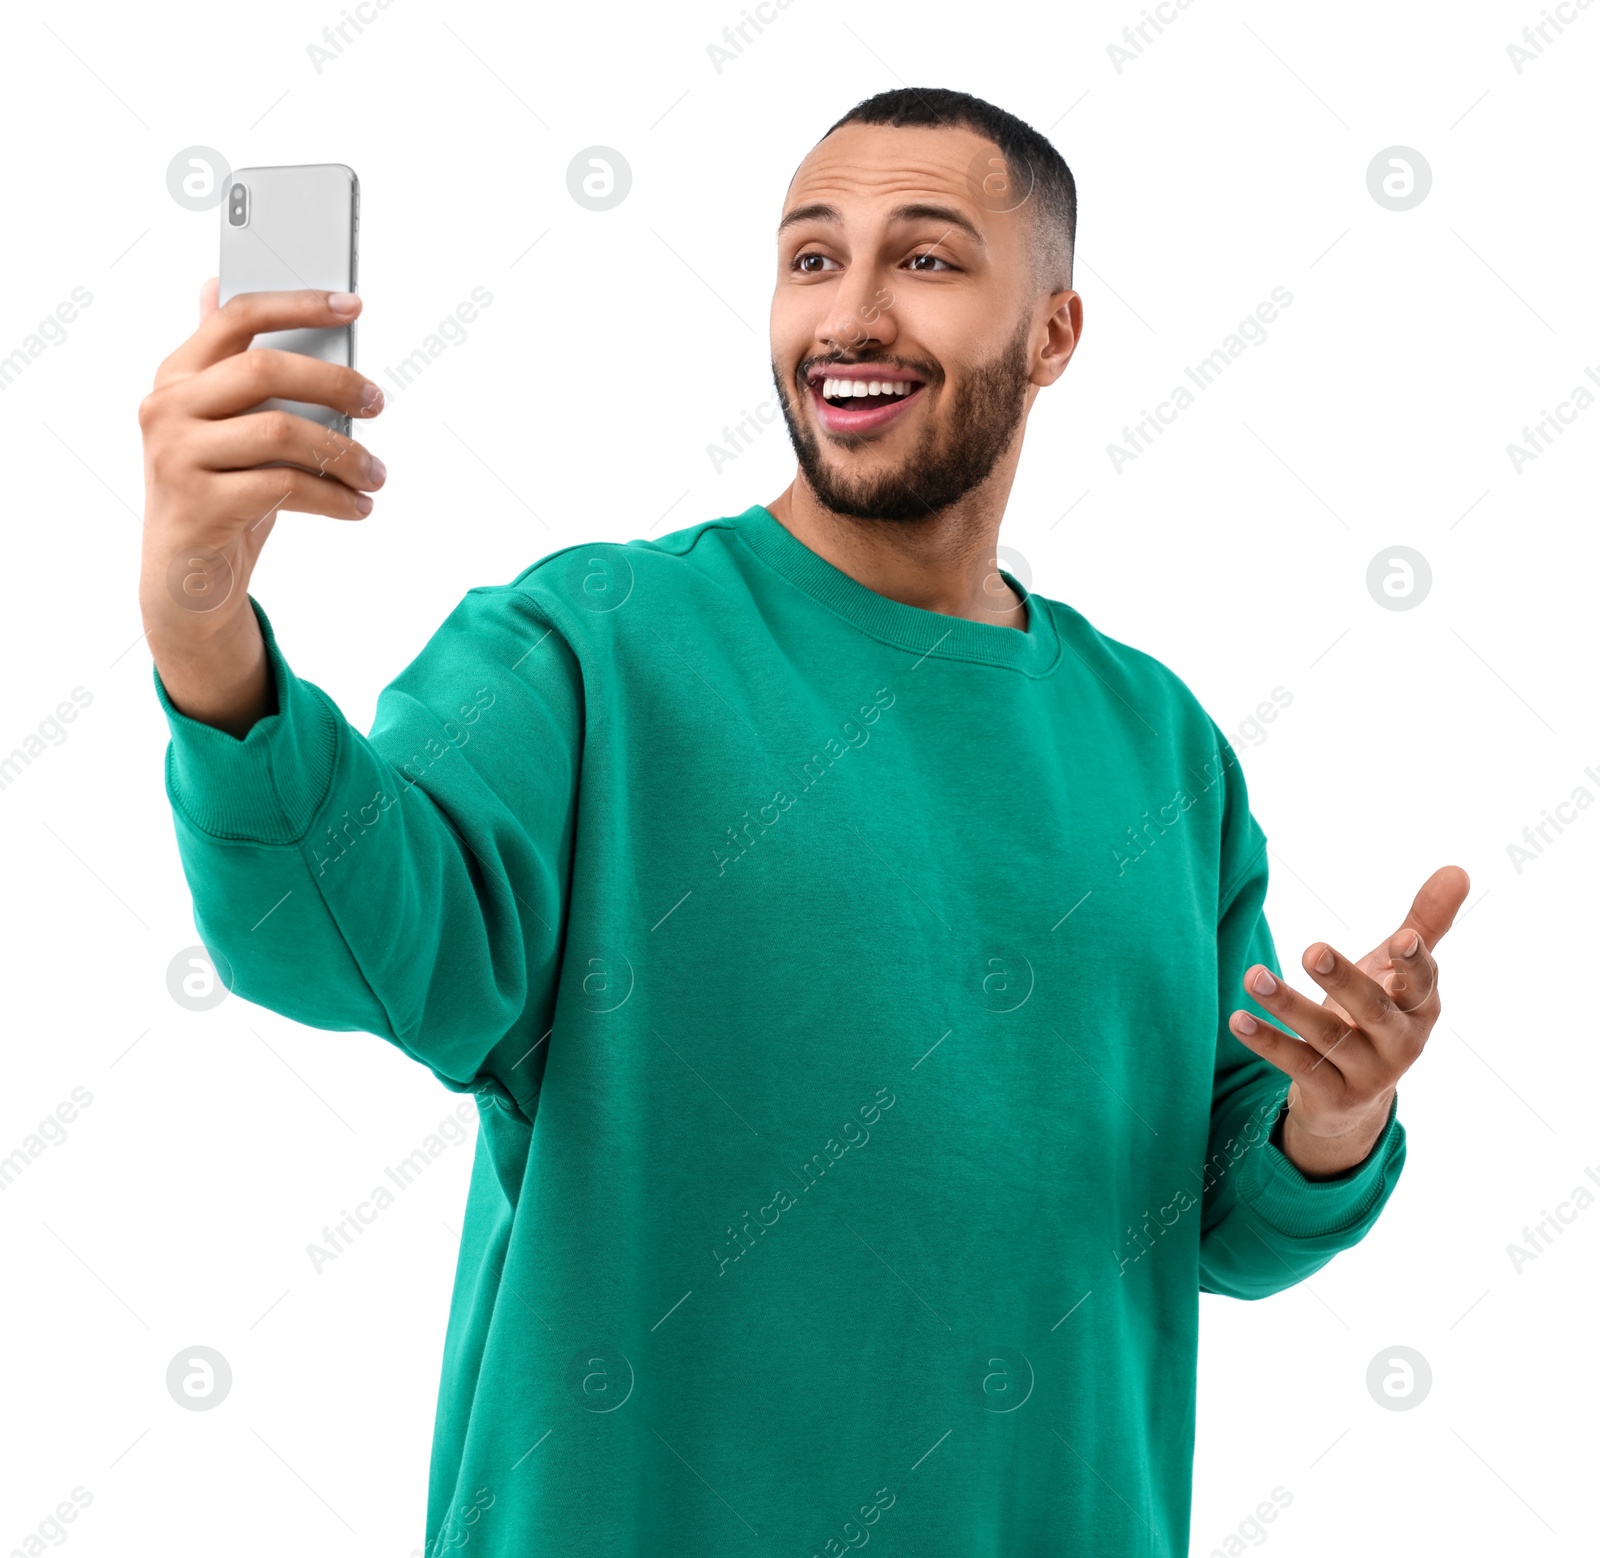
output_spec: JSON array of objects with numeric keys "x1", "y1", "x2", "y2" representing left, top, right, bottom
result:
[{"x1": 820, "y1": 87, "x2": 1077, "y2": 293}]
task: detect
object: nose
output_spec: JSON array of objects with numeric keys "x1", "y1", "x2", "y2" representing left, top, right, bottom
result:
[{"x1": 821, "y1": 267, "x2": 899, "y2": 356}]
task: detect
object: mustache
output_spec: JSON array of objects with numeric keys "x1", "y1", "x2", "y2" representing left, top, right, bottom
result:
[{"x1": 796, "y1": 354, "x2": 941, "y2": 383}]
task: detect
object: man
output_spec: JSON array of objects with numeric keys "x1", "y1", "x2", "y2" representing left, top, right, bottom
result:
[{"x1": 138, "y1": 88, "x2": 1467, "y2": 1557}]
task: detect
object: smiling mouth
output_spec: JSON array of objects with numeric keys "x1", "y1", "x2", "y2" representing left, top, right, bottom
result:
[{"x1": 806, "y1": 367, "x2": 928, "y2": 432}]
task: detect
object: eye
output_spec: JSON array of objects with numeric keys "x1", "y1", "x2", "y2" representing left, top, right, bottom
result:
[
  {"x1": 794, "y1": 252, "x2": 840, "y2": 274},
  {"x1": 906, "y1": 251, "x2": 954, "y2": 272}
]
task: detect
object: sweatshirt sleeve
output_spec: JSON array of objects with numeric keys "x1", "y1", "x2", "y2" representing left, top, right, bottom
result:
[
  {"x1": 153, "y1": 584, "x2": 583, "y2": 1119},
  {"x1": 1196, "y1": 733, "x2": 1406, "y2": 1300}
]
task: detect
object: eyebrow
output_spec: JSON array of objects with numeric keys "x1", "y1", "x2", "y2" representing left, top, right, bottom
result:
[{"x1": 777, "y1": 200, "x2": 987, "y2": 248}]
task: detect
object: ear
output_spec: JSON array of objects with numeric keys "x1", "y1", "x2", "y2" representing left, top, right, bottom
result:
[{"x1": 1031, "y1": 289, "x2": 1082, "y2": 388}]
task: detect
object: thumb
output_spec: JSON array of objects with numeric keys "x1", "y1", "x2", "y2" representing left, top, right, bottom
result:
[
  {"x1": 1400, "y1": 864, "x2": 1472, "y2": 953},
  {"x1": 199, "y1": 275, "x2": 219, "y2": 323}
]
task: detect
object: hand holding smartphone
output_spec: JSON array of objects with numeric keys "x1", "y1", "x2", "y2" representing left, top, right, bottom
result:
[{"x1": 135, "y1": 161, "x2": 384, "y2": 738}]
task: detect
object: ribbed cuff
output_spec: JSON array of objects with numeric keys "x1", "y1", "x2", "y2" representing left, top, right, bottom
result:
[
  {"x1": 1235, "y1": 1093, "x2": 1404, "y2": 1239},
  {"x1": 153, "y1": 594, "x2": 339, "y2": 843}
]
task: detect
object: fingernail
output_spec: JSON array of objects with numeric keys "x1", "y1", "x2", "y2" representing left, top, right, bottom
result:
[
  {"x1": 1313, "y1": 947, "x2": 1335, "y2": 974},
  {"x1": 329, "y1": 291, "x2": 360, "y2": 315},
  {"x1": 354, "y1": 493, "x2": 373, "y2": 516},
  {"x1": 367, "y1": 456, "x2": 386, "y2": 487},
  {"x1": 359, "y1": 381, "x2": 384, "y2": 412},
  {"x1": 1236, "y1": 1013, "x2": 1259, "y2": 1034},
  {"x1": 1251, "y1": 969, "x2": 1277, "y2": 996},
  {"x1": 1400, "y1": 930, "x2": 1420, "y2": 957}
]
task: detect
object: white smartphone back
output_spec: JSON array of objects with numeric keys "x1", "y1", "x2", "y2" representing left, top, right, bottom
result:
[{"x1": 218, "y1": 163, "x2": 359, "y2": 437}]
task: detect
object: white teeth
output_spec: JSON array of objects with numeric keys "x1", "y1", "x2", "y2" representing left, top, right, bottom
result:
[{"x1": 817, "y1": 376, "x2": 917, "y2": 401}]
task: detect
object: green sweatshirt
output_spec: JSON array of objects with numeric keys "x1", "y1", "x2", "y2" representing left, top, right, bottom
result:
[{"x1": 153, "y1": 502, "x2": 1404, "y2": 1557}]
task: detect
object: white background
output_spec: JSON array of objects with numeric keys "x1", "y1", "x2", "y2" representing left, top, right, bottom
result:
[{"x1": 0, "y1": 0, "x2": 1593, "y2": 1553}]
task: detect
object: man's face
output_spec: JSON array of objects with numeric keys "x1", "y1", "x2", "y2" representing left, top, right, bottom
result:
[{"x1": 770, "y1": 121, "x2": 1066, "y2": 523}]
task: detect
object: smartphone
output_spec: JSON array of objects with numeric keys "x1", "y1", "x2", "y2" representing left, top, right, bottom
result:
[{"x1": 218, "y1": 163, "x2": 359, "y2": 440}]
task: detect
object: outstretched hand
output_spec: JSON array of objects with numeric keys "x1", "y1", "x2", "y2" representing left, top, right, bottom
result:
[{"x1": 1228, "y1": 865, "x2": 1471, "y2": 1179}]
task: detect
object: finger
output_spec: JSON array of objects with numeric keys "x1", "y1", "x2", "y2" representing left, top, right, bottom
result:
[
  {"x1": 1227, "y1": 1009, "x2": 1343, "y2": 1100},
  {"x1": 213, "y1": 466, "x2": 375, "y2": 526},
  {"x1": 167, "y1": 349, "x2": 383, "y2": 422},
  {"x1": 1394, "y1": 864, "x2": 1471, "y2": 955},
  {"x1": 160, "y1": 288, "x2": 362, "y2": 379},
  {"x1": 1301, "y1": 943, "x2": 1409, "y2": 1033},
  {"x1": 1240, "y1": 963, "x2": 1367, "y2": 1072},
  {"x1": 1379, "y1": 927, "x2": 1437, "y2": 1015},
  {"x1": 1299, "y1": 944, "x2": 1420, "y2": 1076},
  {"x1": 187, "y1": 410, "x2": 385, "y2": 493},
  {"x1": 199, "y1": 275, "x2": 219, "y2": 324}
]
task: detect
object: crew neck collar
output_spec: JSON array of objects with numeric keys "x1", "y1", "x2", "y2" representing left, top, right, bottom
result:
[{"x1": 729, "y1": 504, "x2": 1060, "y2": 676}]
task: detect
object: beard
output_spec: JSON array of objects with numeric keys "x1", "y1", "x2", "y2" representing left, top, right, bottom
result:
[{"x1": 771, "y1": 311, "x2": 1034, "y2": 523}]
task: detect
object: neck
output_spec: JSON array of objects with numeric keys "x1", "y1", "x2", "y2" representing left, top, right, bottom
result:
[{"x1": 763, "y1": 468, "x2": 1027, "y2": 632}]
